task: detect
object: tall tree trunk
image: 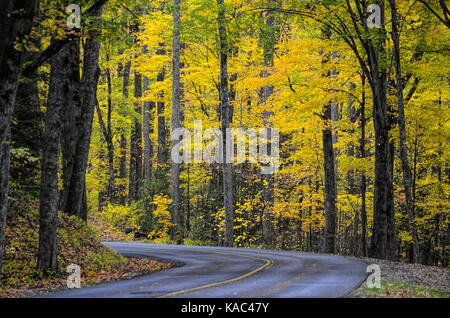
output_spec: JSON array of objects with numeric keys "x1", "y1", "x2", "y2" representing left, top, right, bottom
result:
[
  {"x1": 143, "y1": 73, "x2": 154, "y2": 227},
  {"x1": 128, "y1": 14, "x2": 144, "y2": 203},
  {"x1": 95, "y1": 95, "x2": 115, "y2": 203},
  {"x1": 320, "y1": 29, "x2": 338, "y2": 254},
  {"x1": 342, "y1": 0, "x2": 397, "y2": 260},
  {"x1": 217, "y1": 0, "x2": 234, "y2": 247},
  {"x1": 59, "y1": 2, "x2": 111, "y2": 213},
  {"x1": 105, "y1": 57, "x2": 115, "y2": 201},
  {"x1": 0, "y1": 0, "x2": 37, "y2": 272},
  {"x1": 59, "y1": 40, "x2": 81, "y2": 213},
  {"x1": 370, "y1": 77, "x2": 396, "y2": 259},
  {"x1": 38, "y1": 43, "x2": 70, "y2": 272},
  {"x1": 354, "y1": 1, "x2": 397, "y2": 260},
  {"x1": 171, "y1": 0, "x2": 183, "y2": 242},
  {"x1": 142, "y1": 8, "x2": 154, "y2": 223},
  {"x1": 129, "y1": 71, "x2": 143, "y2": 202},
  {"x1": 261, "y1": 0, "x2": 276, "y2": 247},
  {"x1": 359, "y1": 73, "x2": 368, "y2": 257},
  {"x1": 156, "y1": 49, "x2": 169, "y2": 194},
  {"x1": 389, "y1": 0, "x2": 421, "y2": 263},
  {"x1": 370, "y1": 80, "x2": 390, "y2": 259},
  {"x1": 118, "y1": 61, "x2": 131, "y2": 205},
  {"x1": 322, "y1": 103, "x2": 338, "y2": 254},
  {"x1": 347, "y1": 83, "x2": 360, "y2": 256},
  {"x1": 63, "y1": 7, "x2": 103, "y2": 219}
]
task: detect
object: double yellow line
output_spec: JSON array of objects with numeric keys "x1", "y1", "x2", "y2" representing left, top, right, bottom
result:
[
  {"x1": 158, "y1": 251, "x2": 274, "y2": 298},
  {"x1": 126, "y1": 245, "x2": 275, "y2": 298}
]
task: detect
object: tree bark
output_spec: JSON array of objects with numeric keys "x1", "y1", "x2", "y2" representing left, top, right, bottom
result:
[
  {"x1": 157, "y1": 53, "x2": 168, "y2": 166},
  {"x1": 156, "y1": 49, "x2": 169, "y2": 194},
  {"x1": 0, "y1": 0, "x2": 37, "y2": 272},
  {"x1": 100, "y1": 55, "x2": 116, "y2": 203},
  {"x1": 217, "y1": 0, "x2": 234, "y2": 247},
  {"x1": 155, "y1": 47, "x2": 169, "y2": 193},
  {"x1": 322, "y1": 103, "x2": 338, "y2": 254},
  {"x1": 38, "y1": 43, "x2": 71, "y2": 272},
  {"x1": 143, "y1": 73, "x2": 154, "y2": 229},
  {"x1": 347, "y1": 1, "x2": 397, "y2": 260},
  {"x1": 142, "y1": 19, "x2": 153, "y2": 205},
  {"x1": 105, "y1": 65, "x2": 115, "y2": 201},
  {"x1": 171, "y1": 0, "x2": 183, "y2": 242},
  {"x1": 63, "y1": 7, "x2": 103, "y2": 219},
  {"x1": 341, "y1": 0, "x2": 397, "y2": 260},
  {"x1": 370, "y1": 77, "x2": 396, "y2": 260},
  {"x1": 347, "y1": 83, "x2": 359, "y2": 255},
  {"x1": 95, "y1": 94, "x2": 115, "y2": 203},
  {"x1": 389, "y1": 0, "x2": 421, "y2": 263},
  {"x1": 117, "y1": 61, "x2": 131, "y2": 205},
  {"x1": 359, "y1": 73, "x2": 368, "y2": 257},
  {"x1": 129, "y1": 71, "x2": 143, "y2": 202},
  {"x1": 320, "y1": 29, "x2": 338, "y2": 254},
  {"x1": 261, "y1": 0, "x2": 276, "y2": 247},
  {"x1": 60, "y1": 39, "x2": 81, "y2": 212}
]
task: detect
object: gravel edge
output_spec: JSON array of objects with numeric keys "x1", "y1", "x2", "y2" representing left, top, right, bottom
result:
[{"x1": 346, "y1": 257, "x2": 450, "y2": 297}]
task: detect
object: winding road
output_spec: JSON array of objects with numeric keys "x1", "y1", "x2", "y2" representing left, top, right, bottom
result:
[{"x1": 44, "y1": 242, "x2": 368, "y2": 298}]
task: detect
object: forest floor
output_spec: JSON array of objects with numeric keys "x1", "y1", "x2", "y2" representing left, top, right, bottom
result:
[
  {"x1": 347, "y1": 257, "x2": 450, "y2": 298},
  {"x1": 0, "y1": 210, "x2": 172, "y2": 298}
]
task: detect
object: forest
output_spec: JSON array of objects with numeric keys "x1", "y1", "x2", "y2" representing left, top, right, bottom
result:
[{"x1": 0, "y1": 0, "x2": 449, "y2": 280}]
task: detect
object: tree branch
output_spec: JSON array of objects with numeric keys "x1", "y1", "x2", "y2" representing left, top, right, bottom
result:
[
  {"x1": 22, "y1": 0, "x2": 109, "y2": 77},
  {"x1": 418, "y1": 0, "x2": 450, "y2": 29}
]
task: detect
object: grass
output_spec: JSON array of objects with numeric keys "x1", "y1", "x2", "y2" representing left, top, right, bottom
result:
[{"x1": 362, "y1": 281, "x2": 450, "y2": 298}]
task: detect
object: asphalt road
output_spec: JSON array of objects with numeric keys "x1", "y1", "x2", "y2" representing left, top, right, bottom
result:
[{"x1": 43, "y1": 242, "x2": 368, "y2": 298}]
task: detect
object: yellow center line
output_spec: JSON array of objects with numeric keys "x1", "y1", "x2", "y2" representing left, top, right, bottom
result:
[
  {"x1": 123, "y1": 245, "x2": 275, "y2": 298},
  {"x1": 247, "y1": 260, "x2": 321, "y2": 298}
]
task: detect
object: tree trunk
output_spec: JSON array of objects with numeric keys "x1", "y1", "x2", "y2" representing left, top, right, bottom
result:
[
  {"x1": 261, "y1": 1, "x2": 276, "y2": 247},
  {"x1": 171, "y1": 0, "x2": 183, "y2": 242},
  {"x1": 370, "y1": 84, "x2": 390, "y2": 258},
  {"x1": 370, "y1": 78, "x2": 396, "y2": 260},
  {"x1": 156, "y1": 50, "x2": 169, "y2": 194},
  {"x1": 143, "y1": 73, "x2": 154, "y2": 228},
  {"x1": 63, "y1": 7, "x2": 103, "y2": 219},
  {"x1": 59, "y1": 39, "x2": 81, "y2": 213},
  {"x1": 347, "y1": 83, "x2": 359, "y2": 256},
  {"x1": 322, "y1": 103, "x2": 338, "y2": 254},
  {"x1": 105, "y1": 58, "x2": 115, "y2": 201},
  {"x1": 359, "y1": 74, "x2": 368, "y2": 257},
  {"x1": 117, "y1": 61, "x2": 131, "y2": 205},
  {"x1": 320, "y1": 29, "x2": 338, "y2": 254},
  {"x1": 0, "y1": 0, "x2": 37, "y2": 272},
  {"x1": 95, "y1": 96, "x2": 115, "y2": 203},
  {"x1": 157, "y1": 57, "x2": 167, "y2": 164},
  {"x1": 129, "y1": 71, "x2": 143, "y2": 202},
  {"x1": 38, "y1": 43, "x2": 71, "y2": 272},
  {"x1": 354, "y1": 1, "x2": 397, "y2": 260},
  {"x1": 389, "y1": 0, "x2": 421, "y2": 263},
  {"x1": 342, "y1": 0, "x2": 397, "y2": 260},
  {"x1": 217, "y1": 0, "x2": 234, "y2": 247}
]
